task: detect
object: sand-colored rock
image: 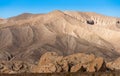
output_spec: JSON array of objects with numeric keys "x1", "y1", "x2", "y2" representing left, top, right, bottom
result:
[
  {"x1": 0, "y1": 61, "x2": 31, "y2": 73},
  {"x1": 34, "y1": 52, "x2": 106, "y2": 73},
  {"x1": 71, "y1": 63, "x2": 83, "y2": 72},
  {"x1": 35, "y1": 63, "x2": 58, "y2": 73},
  {"x1": 33, "y1": 52, "x2": 63, "y2": 73},
  {"x1": 38, "y1": 52, "x2": 63, "y2": 66},
  {"x1": 63, "y1": 53, "x2": 95, "y2": 65},
  {"x1": 12, "y1": 61, "x2": 29, "y2": 73},
  {"x1": 0, "y1": 61, "x2": 12, "y2": 73},
  {"x1": 106, "y1": 57, "x2": 120, "y2": 70},
  {"x1": 57, "y1": 60, "x2": 69, "y2": 72},
  {"x1": 86, "y1": 57, "x2": 105, "y2": 72},
  {"x1": 33, "y1": 63, "x2": 62, "y2": 73},
  {"x1": 70, "y1": 57, "x2": 105, "y2": 72}
]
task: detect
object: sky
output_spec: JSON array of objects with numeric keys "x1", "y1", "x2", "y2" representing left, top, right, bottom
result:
[{"x1": 0, "y1": 0, "x2": 120, "y2": 18}]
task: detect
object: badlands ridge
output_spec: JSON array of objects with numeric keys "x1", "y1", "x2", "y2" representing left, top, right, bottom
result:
[{"x1": 0, "y1": 10, "x2": 120, "y2": 73}]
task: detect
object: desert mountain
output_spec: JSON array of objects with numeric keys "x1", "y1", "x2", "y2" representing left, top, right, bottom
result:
[
  {"x1": 0, "y1": 10, "x2": 120, "y2": 64},
  {"x1": 0, "y1": 18, "x2": 7, "y2": 24}
]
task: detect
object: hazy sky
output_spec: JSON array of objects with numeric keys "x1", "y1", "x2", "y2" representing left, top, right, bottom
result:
[{"x1": 0, "y1": 0, "x2": 120, "y2": 18}]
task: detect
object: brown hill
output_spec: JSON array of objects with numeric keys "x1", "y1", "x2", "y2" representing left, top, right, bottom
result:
[
  {"x1": 0, "y1": 18, "x2": 7, "y2": 24},
  {"x1": 0, "y1": 10, "x2": 120, "y2": 64}
]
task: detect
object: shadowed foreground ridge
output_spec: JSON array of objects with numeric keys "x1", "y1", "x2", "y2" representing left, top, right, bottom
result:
[{"x1": 0, "y1": 10, "x2": 120, "y2": 74}]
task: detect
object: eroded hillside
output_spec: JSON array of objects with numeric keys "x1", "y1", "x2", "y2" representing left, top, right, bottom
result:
[{"x1": 0, "y1": 10, "x2": 120, "y2": 68}]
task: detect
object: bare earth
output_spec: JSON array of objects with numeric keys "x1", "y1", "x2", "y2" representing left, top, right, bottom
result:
[{"x1": 0, "y1": 10, "x2": 120, "y2": 74}]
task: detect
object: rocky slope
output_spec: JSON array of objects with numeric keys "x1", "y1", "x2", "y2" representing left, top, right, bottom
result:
[
  {"x1": 0, "y1": 10, "x2": 120, "y2": 73},
  {"x1": 32, "y1": 52, "x2": 106, "y2": 73},
  {"x1": 0, "y1": 52, "x2": 119, "y2": 74}
]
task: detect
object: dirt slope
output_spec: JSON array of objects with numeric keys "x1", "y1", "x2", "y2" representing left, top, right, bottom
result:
[{"x1": 0, "y1": 10, "x2": 120, "y2": 64}]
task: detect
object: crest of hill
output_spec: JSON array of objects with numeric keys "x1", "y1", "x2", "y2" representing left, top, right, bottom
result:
[{"x1": 8, "y1": 13, "x2": 44, "y2": 21}]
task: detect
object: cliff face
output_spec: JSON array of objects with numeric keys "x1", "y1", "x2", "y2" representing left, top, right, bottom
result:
[{"x1": 0, "y1": 10, "x2": 120, "y2": 64}]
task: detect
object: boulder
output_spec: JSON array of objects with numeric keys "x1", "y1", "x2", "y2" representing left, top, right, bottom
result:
[
  {"x1": 34, "y1": 52, "x2": 106, "y2": 73},
  {"x1": 0, "y1": 61, "x2": 12, "y2": 73},
  {"x1": 70, "y1": 57, "x2": 105, "y2": 72},
  {"x1": 38, "y1": 52, "x2": 63, "y2": 66},
  {"x1": 0, "y1": 61, "x2": 31, "y2": 73},
  {"x1": 35, "y1": 63, "x2": 57, "y2": 73},
  {"x1": 12, "y1": 61, "x2": 29, "y2": 73},
  {"x1": 71, "y1": 63, "x2": 82, "y2": 72},
  {"x1": 57, "y1": 59, "x2": 69, "y2": 72},
  {"x1": 86, "y1": 57, "x2": 105, "y2": 72},
  {"x1": 34, "y1": 52, "x2": 63, "y2": 73},
  {"x1": 63, "y1": 53, "x2": 95, "y2": 65}
]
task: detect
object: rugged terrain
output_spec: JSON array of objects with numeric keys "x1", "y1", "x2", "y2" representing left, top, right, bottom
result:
[{"x1": 0, "y1": 10, "x2": 120, "y2": 73}]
